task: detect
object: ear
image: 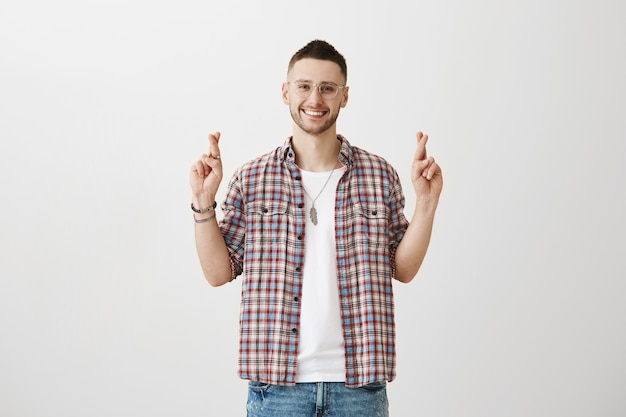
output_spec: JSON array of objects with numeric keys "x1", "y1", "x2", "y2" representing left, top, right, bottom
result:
[
  {"x1": 281, "y1": 82, "x2": 289, "y2": 105},
  {"x1": 340, "y1": 86, "x2": 349, "y2": 108}
]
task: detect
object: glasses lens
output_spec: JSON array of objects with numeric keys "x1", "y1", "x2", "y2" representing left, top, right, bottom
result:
[
  {"x1": 291, "y1": 82, "x2": 340, "y2": 99},
  {"x1": 294, "y1": 82, "x2": 312, "y2": 98},
  {"x1": 319, "y1": 84, "x2": 338, "y2": 99}
]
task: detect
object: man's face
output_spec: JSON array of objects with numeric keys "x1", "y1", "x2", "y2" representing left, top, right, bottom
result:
[{"x1": 282, "y1": 58, "x2": 349, "y2": 136}]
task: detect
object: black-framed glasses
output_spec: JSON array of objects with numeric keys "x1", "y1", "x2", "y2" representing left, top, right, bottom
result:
[{"x1": 287, "y1": 81, "x2": 346, "y2": 99}]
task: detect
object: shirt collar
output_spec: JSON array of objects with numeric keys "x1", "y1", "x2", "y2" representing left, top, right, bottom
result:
[{"x1": 280, "y1": 135, "x2": 354, "y2": 168}]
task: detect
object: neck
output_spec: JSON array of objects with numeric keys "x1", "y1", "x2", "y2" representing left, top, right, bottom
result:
[{"x1": 291, "y1": 129, "x2": 341, "y2": 172}]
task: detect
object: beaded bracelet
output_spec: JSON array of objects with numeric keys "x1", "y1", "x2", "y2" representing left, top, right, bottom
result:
[
  {"x1": 193, "y1": 213, "x2": 216, "y2": 223},
  {"x1": 191, "y1": 201, "x2": 217, "y2": 214}
]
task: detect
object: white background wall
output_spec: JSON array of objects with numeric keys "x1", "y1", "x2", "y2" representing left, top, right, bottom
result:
[{"x1": 1, "y1": 0, "x2": 625, "y2": 416}]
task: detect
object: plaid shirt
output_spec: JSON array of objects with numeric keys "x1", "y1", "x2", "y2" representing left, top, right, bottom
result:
[{"x1": 219, "y1": 136, "x2": 409, "y2": 388}]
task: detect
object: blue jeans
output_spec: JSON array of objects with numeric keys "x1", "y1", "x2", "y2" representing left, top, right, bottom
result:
[{"x1": 246, "y1": 381, "x2": 389, "y2": 417}]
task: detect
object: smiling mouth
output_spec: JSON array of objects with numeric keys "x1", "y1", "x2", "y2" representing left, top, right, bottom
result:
[{"x1": 302, "y1": 109, "x2": 327, "y2": 117}]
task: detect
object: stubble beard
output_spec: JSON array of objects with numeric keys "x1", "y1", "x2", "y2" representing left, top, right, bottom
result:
[{"x1": 291, "y1": 106, "x2": 340, "y2": 136}]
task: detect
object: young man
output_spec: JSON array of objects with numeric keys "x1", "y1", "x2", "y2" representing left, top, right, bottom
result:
[{"x1": 190, "y1": 39, "x2": 442, "y2": 417}]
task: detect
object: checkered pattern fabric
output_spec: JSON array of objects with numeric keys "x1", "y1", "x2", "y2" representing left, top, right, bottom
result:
[{"x1": 219, "y1": 136, "x2": 409, "y2": 388}]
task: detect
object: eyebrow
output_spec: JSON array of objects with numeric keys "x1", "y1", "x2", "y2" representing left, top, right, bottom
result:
[{"x1": 293, "y1": 79, "x2": 340, "y2": 86}]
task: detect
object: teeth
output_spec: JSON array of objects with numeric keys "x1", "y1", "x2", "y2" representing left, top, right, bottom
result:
[{"x1": 304, "y1": 110, "x2": 325, "y2": 116}]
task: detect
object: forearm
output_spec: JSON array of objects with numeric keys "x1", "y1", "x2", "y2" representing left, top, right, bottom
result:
[
  {"x1": 394, "y1": 200, "x2": 438, "y2": 283},
  {"x1": 193, "y1": 196, "x2": 232, "y2": 287}
]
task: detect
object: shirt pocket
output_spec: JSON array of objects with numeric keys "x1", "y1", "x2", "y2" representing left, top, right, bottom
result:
[
  {"x1": 246, "y1": 200, "x2": 290, "y2": 247},
  {"x1": 354, "y1": 201, "x2": 388, "y2": 244}
]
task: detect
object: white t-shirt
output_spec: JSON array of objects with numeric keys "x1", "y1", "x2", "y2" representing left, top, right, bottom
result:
[{"x1": 295, "y1": 166, "x2": 347, "y2": 383}]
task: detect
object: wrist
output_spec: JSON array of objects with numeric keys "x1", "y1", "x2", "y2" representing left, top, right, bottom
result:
[
  {"x1": 193, "y1": 212, "x2": 217, "y2": 224},
  {"x1": 191, "y1": 201, "x2": 217, "y2": 214},
  {"x1": 191, "y1": 196, "x2": 218, "y2": 223},
  {"x1": 192, "y1": 193, "x2": 216, "y2": 209},
  {"x1": 413, "y1": 197, "x2": 439, "y2": 216}
]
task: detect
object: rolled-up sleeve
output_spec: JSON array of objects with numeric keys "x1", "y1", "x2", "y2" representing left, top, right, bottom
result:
[{"x1": 219, "y1": 171, "x2": 246, "y2": 280}]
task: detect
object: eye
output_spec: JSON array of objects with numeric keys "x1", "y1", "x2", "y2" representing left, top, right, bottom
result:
[
  {"x1": 320, "y1": 84, "x2": 337, "y2": 94},
  {"x1": 297, "y1": 83, "x2": 312, "y2": 91}
]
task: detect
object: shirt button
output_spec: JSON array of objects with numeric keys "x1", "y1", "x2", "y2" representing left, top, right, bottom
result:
[
  {"x1": 297, "y1": 235, "x2": 303, "y2": 240},
  {"x1": 295, "y1": 266, "x2": 301, "y2": 272},
  {"x1": 262, "y1": 208, "x2": 269, "y2": 213},
  {"x1": 372, "y1": 210, "x2": 378, "y2": 215},
  {"x1": 295, "y1": 176, "x2": 301, "y2": 180},
  {"x1": 294, "y1": 296, "x2": 299, "y2": 302},
  {"x1": 291, "y1": 328, "x2": 297, "y2": 334},
  {"x1": 298, "y1": 203, "x2": 304, "y2": 208}
]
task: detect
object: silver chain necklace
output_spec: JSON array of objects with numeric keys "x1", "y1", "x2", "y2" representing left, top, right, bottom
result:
[{"x1": 302, "y1": 168, "x2": 336, "y2": 225}]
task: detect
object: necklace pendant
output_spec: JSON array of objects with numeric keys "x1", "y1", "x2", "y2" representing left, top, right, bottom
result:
[{"x1": 309, "y1": 206, "x2": 318, "y2": 225}]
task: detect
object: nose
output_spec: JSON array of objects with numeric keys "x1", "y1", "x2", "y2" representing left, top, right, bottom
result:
[{"x1": 307, "y1": 85, "x2": 324, "y2": 102}]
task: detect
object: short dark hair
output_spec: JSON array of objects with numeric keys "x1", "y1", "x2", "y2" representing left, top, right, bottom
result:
[{"x1": 288, "y1": 39, "x2": 347, "y2": 82}]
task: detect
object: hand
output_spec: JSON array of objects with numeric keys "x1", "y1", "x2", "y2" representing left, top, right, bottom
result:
[
  {"x1": 190, "y1": 131, "x2": 223, "y2": 203},
  {"x1": 411, "y1": 131, "x2": 443, "y2": 204}
]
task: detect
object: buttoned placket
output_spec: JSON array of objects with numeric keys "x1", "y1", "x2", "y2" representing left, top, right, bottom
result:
[
  {"x1": 334, "y1": 159, "x2": 357, "y2": 385},
  {"x1": 283, "y1": 151, "x2": 307, "y2": 384}
]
